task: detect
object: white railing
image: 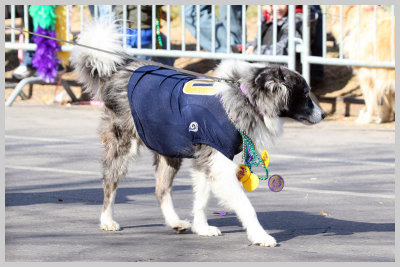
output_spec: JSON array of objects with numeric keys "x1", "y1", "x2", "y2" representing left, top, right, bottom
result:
[{"x1": 5, "y1": 4, "x2": 395, "y2": 86}]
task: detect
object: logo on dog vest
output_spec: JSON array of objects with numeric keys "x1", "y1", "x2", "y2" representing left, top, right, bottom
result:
[
  {"x1": 189, "y1": 121, "x2": 199, "y2": 132},
  {"x1": 183, "y1": 79, "x2": 217, "y2": 95}
]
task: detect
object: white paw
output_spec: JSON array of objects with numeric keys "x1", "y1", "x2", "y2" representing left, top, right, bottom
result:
[
  {"x1": 171, "y1": 220, "x2": 191, "y2": 233},
  {"x1": 100, "y1": 220, "x2": 121, "y2": 231},
  {"x1": 249, "y1": 231, "x2": 277, "y2": 247},
  {"x1": 192, "y1": 224, "x2": 222, "y2": 237},
  {"x1": 355, "y1": 109, "x2": 371, "y2": 124}
]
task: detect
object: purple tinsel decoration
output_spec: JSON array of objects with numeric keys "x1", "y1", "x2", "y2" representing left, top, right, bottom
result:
[{"x1": 32, "y1": 26, "x2": 60, "y2": 83}]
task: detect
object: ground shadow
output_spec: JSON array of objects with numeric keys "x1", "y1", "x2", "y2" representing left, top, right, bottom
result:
[
  {"x1": 208, "y1": 210, "x2": 394, "y2": 243},
  {"x1": 5, "y1": 185, "x2": 192, "y2": 206},
  {"x1": 5, "y1": 184, "x2": 394, "y2": 244}
]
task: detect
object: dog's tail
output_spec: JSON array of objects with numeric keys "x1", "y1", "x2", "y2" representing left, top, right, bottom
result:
[{"x1": 70, "y1": 20, "x2": 127, "y2": 99}]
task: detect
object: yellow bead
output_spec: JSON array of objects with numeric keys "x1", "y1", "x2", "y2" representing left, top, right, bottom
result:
[
  {"x1": 261, "y1": 150, "x2": 270, "y2": 168},
  {"x1": 236, "y1": 164, "x2": 250, "y2": 183},
  {"x1": 242, "y1": 173, "x2": 259, "y2": 191}
]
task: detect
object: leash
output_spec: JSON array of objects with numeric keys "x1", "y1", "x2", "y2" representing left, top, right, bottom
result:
[{"x1": 5, "y1": 26, "x2": 240, "y2": 87}]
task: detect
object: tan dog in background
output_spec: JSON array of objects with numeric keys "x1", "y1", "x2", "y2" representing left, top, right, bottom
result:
[{"x1": 329, "y1": 5, "x2": 395, "y2": 123}]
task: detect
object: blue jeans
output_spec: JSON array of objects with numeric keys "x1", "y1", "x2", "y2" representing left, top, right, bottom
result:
[
  {"x1": 185, "y1": 5, "x2": 244, "y2": 53},
  {"x1": 21, "y1": 50, "x2": 34, "y2": 68},
  {"x1": 89, "y1": 5, "x2": 114, "y2": 18},
  {"x1": 310, "y1": 5, "x2": 324, "y2": 80}
]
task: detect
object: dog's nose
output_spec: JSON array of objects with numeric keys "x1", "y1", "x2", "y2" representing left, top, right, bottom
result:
[{"x1": 321, "y1": 113, "x2": 326, "y2": 120}]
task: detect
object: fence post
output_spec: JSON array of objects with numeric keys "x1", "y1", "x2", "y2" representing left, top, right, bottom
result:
[
  {"x1": 301, "y1": 5, "x2": 310, "y2": 84},
  {"x1": 11, "y1": 5, "x2": 16, "y2": 43},
  {"x1": 241, "y1": 5, "x2": 246, "y2": 55},
  {"x1": 137, "y1": 5, "x2": 142, "y2": 49},
  {"x1": 287, "y1": 5, "x2": 296, "y2": 70},
  {"x1": 181, "y1": 5, "x2": 185, "y2": 51}
]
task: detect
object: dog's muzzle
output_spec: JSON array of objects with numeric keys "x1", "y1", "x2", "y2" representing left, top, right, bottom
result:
[{"x1": 304, "y1": 102, "x2": 325, "y2": 124}]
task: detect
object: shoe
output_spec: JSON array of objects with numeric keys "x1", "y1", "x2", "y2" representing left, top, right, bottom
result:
[{"x1": 12, "y1": 65, "x2": 33, "y2": 80}]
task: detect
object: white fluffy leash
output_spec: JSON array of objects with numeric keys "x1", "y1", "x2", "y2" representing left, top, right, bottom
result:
[{"x1": 5, "y1": 26, "x2": 240, "y2": 87}]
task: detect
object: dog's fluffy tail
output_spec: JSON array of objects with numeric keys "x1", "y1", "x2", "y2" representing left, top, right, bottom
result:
[{"x1": 70, "y1": 20, "x2": 127, "y2": 99}]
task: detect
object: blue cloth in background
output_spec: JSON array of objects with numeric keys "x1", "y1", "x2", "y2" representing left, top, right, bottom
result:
[{"x1": 123, "y1": 28, "x2": 152, "y2": 47}]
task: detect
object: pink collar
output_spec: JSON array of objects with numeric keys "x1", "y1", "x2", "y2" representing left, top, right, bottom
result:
[{"x1": 240, "y1": 83, "x2": 250, "y2": 98}]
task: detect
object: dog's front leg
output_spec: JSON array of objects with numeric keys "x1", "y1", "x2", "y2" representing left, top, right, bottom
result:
[{"x1": 207, "y1": 151, "x2": 277, "y2": 247}]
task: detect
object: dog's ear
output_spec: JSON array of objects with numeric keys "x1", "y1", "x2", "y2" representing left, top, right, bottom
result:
[
  {"x1": 254, "y1": 66, "x2": 285, "y2": 91},
  {"x1": 277, "y1": 66, "x2": 285, "y2": 82}
]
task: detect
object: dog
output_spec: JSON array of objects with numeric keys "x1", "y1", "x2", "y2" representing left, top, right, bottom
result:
[
  {"x1": 70, "y1": 21, "x2": 325, "y2": 247},
  {"x1": 328, "y1": 5, "x2": 395, "y2": 123}
]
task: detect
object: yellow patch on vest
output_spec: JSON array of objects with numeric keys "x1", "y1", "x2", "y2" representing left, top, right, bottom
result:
[{"x1": 183, "y1": 79, "x2": 217, "y2": 95}]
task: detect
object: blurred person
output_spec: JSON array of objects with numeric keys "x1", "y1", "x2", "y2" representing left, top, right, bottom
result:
[
  {"x1": 244, "y1": 5, "x2": 323, "y2": 81},
  {"x1": 244, "y1": 5, "x2": 302, "y2": 56},
  {"x1": 113, "y1": 5, "x2": 175, "y2": 66},
  {"x1": 309, "y1": 5, "x2": 324, "y2": 82},
  {"x1": 185, "y1": 5, "x2": 245, "y2": 53}
]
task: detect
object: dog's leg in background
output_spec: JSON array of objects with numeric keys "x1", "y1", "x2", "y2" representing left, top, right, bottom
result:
[
  {"x1": 99, "y1": 112, "x2": 140, "y2": 231},
  {"x1": 382, "y1": 91, "x2": 395, "y2": 122},
  {"x1": 191, "y1": 169, "x2": 222, "y2": 236},
  {"x1": 205, "y1": 150, "x2": 277, "y2": 247},
  {"x1": 356, "y1": 69, "x2": 376, "y2": 123},
  {"x1": 154, "y1": 154, "x2": 191, "y2": 233},
  {"x1": 376, "y1": 70, "x2": 395, "y2": 123}
]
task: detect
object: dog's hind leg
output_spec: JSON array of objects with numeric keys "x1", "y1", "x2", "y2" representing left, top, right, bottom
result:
[
  {"x1": 99, "y1": 114, "x2": 140, "y2": 231},
  {"x1": 202, "y1": 149, "x2": 277, "y2": 247},
  {"x1": 191, "y1": 168, "x2": 222, "y2": 236},
  {"x1": 154, "y1": 154, "x2": 191, "y2": 233}
]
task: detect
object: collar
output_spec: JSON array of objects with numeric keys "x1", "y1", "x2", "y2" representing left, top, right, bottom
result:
[{"x1": 239, "y1": 84, "x2": 264, "y2": 122}]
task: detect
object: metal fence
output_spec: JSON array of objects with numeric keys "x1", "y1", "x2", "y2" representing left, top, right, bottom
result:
[
  {"x1": 4, "y1": 4, "x2": 395, "y2": 86},
  {"x1": 300, "y1": 5, "x2": 395, "y2": 83}
]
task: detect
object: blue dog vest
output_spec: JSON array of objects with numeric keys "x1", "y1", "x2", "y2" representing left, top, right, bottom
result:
[{"x1": 127, "y1": 65, "x2": 242, "y2": 159}]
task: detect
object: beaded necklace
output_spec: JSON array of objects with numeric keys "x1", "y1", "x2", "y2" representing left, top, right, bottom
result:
[
  {"x1": 236, "y1": 127, "x2": 269, "y2": 180},
  {"x1": 227, "y1": 82, "x2": 284, "y2": 193},
  {"x1": 155, "y1": 10, "x2": 163, "y2": 48},
  {"x1": 235, "y1": 126, "x2": 284, "y2": 192}
]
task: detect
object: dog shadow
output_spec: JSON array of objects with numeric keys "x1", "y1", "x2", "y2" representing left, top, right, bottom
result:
[
  {"x1": 208, "y1": 211, "x2": 394, "y2": 243},
  {"x1": 6, "y1": 184, "x2": 394, "y2": 244},
  {"x1": 5, "y1": 185, "x2": 192, "y2": 206}
]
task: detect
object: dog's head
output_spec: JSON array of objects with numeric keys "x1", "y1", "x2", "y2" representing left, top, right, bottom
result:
[{"x1": 253, "y1": 65, "x2": 325, "y2": 125}]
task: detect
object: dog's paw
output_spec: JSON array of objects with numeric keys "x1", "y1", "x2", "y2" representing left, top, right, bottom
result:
[
  {"x1": 355, "y1": 109, "x2": 371, "y2": 124},
  {"x1": 249, "y1": 232, "x2": 277, "y2": 247},
  {"x1": 100, "y1": 220, "x2": 121, "y2": 231},
  {"x1": 192, "y1": 225, "x2": 222, "y2": 237},
  {"x1": 171, "y1": 220, "x2": 191, "y2": 234}
]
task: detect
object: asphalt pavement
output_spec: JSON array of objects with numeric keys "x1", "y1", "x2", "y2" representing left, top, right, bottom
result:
[{"x1": 4, "y1": 104, "x2": 395, "y2": 262}]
